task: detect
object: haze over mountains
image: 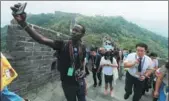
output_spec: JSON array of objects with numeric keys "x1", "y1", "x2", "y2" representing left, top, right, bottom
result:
[
  {"x1": 2, "y1": 11, "x2": 168, "y2": 58},
  {"x1": 1, "y1": 1, "x2": 168, "y2": 37}
]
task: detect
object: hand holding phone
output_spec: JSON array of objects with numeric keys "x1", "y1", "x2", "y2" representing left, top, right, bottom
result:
[{"x1": 10, "y1": 3, "x2": 27, "y2": 23}]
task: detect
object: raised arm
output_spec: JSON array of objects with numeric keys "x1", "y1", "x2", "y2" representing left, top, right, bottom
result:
[
  {"x1": 19, "y1": 21, "x2": 56, "y2": 48},
  {"x1": 153, "y1": 71, "x2": 164, "y2": 98},
  {"x1": 153, "y1": 65, "x2": 167, "y2": 98},
  {"x1": 124, "y1": 54, "x2": 139, "y2": 68},
  {"x1": 124, "y1": 58, "x2": 140, "y2": 68},
  {"x1": 10, "y1": 3, "x2": 62, "y2": 50}
]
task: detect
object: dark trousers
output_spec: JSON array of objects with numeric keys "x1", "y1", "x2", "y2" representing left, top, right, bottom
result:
[
  {"x1": 92, "y1": 69, "x2": 102, "y2": 85},
  {"x1": 142, "y1": 74, "x2": 154, "y2": 95},
  {"x1": 142, "y1": 78, "x2": 149, "y2": 95},
  {"x1": 62, "y1": 80, "x2": 86, "y2": 101},
  {"x1": 104, "y1": 75, "x2": 113, "y2": 90},
  {"x1": 104, "y1": 75, "x2": 113, "y2": 84},
  {"x1": 125, "y1": 71, "x2": 145, "y2": 101}
]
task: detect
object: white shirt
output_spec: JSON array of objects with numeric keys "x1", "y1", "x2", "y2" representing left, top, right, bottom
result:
[
  {"x1": 100, "y1": 57, "x2": 118, "y2": 75},
  {"x1": 152, "y1": 59, "x2": 158, "y2": 68},
  {"x1": 124, "y1": 53, "x2": 153, "y2": 78}
]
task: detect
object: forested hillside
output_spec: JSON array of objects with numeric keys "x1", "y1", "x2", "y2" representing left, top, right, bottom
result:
[{"x1": 1, "y1": 11, "x2": 168, "y2": 58}]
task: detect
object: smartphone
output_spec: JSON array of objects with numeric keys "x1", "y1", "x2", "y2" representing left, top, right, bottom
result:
[{"x1": 15, "y1": 2, "x2": 27, "y2": 15}]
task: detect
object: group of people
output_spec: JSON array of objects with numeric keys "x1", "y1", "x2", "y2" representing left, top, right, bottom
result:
[
  {"x1": 86, "y1": 46, "x2": 119, "y2": 96},
  {"x1": 85, "y1": 42, "x2": 169, "y2": 101},
  {"x1": 122, "y1": 44, "x2": 168, "y2": 101},
  {"x1": 1, "y1": 3, "x2": 168, "y2": 101}
]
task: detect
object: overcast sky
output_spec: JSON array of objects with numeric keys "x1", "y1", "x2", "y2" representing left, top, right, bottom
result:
[{"x1": 1, "y1": 1, "x2": 168, "y2": 37}]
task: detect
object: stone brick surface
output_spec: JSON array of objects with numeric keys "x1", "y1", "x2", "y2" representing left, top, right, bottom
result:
[{"x1": 6, "y1": 24, "x2": 68, "y2": 97}]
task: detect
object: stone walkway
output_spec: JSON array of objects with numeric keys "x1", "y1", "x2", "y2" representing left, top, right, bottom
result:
[
  {"x1": 26, "y1": 72, "x2": 153, "y2": 101},
  {"x1": 85, "y1": 74, "x2": 153, "y2": 101}
]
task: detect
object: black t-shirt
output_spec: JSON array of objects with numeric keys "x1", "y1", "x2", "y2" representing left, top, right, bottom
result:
[
  {"x1": 53, "y1": 40, "x2": 86, "y2": 86},
  {"x1": 89, "y1": 54, "x2": 102, "y2": 71}
]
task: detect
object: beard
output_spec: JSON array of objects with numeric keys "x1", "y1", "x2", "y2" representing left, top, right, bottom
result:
[{"x1": 71, "y1": 33, "x2": 83, "y2": 41}]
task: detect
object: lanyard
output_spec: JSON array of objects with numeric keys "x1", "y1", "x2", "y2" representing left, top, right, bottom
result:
[{"x1": 69, "y1": 41, "x2": 83, "y2": 69}]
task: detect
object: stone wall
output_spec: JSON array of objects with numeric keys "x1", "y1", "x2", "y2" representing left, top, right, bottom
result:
[{"x1": 6, "y1": 24, "x2": 69, "y2": 97}]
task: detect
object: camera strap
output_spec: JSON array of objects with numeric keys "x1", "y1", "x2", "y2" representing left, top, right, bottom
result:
[{"x1": 67, "y1": 40, "x2": 83, "y2": 77}]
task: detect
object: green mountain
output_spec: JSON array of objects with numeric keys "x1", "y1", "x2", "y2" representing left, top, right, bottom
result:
[{"x1": 1, "y1": 11, "x2": 168, "y2": 58}]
